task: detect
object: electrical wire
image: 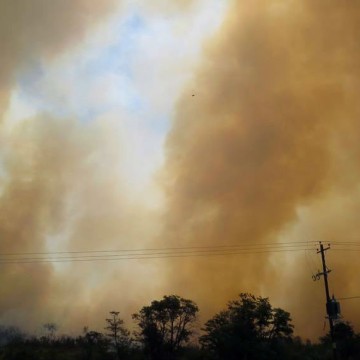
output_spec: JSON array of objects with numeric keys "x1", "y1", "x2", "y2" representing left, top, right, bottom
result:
[
  {"x1": 330, "y1": 248, "x2": 360, "y2": 252},
  {"x1": 0, "y1": 246, "x2": 317, "y2": 264},
  {"x1": 331, "y1": 242, "x2": 360, "y2": 246},
  {"x1": 0, "y1": 240, "x2": 318, "y2": 257},
  {"x1": 337, "y1": 296, "x2": 360, "y2": 301},
  {"x1": 4, "y1": 239, "x2": 360, "y2": 265}
]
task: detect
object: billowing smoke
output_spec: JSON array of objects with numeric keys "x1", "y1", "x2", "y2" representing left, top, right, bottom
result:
[
  {"x1": 2, "y1": 0, "x2": 360, "y2": 340},
  {"x1": 0, "y1": 0, "x2": 118, "y2": 117},
  {"x1": 0, "y1": 0, "x2": 199, "y2": 335},
  {"x1": 163, "y1": 1, "x2": 360, "y2": 338},
  {"x1": 0, "y1": 0, "x2": 232, "y2": 338},
  {"x1": 0, "y1": 0, "x2": 128, "y2": 330}
]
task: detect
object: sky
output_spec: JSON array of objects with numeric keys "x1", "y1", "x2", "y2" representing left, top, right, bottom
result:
[{"x1": 1, "y1": 0, "x2": 360, "y2": 340}]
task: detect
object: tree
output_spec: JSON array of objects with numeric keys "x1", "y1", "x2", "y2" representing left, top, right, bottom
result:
[
  {"x1": 320, "y1": 321, "x2": 360, "y2": 360},
  {"x1": 105, "y1": 311, "x2": 131, "y2": 359},
  {"x1": 42, "y1": 323, "x2": 58, "y2": 343},
  {"x1": 0, "y1": 326, "x2": 26, "y2": 346},
  {"x1": 200, "y1": 293, "x2": 294, "y2": 360},
  {"x1": 80, "y1": 327, "x2": 110, "y2": 360},
  {"x1": 133, "y1": 295, "x2": 199, "y2": 360}
]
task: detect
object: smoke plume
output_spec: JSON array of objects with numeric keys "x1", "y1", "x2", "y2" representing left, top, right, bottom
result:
[
  {"x1": 163, "y1": 1, "x2": 360, "y2": 338},
  {"x1": 0, "y1": 0, "x2": 198, "y2": 334},
  {"x1": 0, "y1": 0, "x2": 118, "y2": 117},
  {"x1": 0, "y1": 0, "x2": 129, "y2": 330},
  {"x1": 2, "y1": 0, "x2": 360, "y2": 340}
]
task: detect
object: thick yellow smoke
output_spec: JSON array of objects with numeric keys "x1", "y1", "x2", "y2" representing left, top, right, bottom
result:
[
  {"x1": 0, "y1": 0, "x2": 195, "y2": 334},
  {"x1": 0, "y1": 0, "x2": 208, "y2": 332},
  {"x1": 163, "y1": 1, "x2": 360, "y2": 338},
  {"x1": 0, "y1": 0, "x2": 118, "y2": 117},
  {"x1": 0, "y1": 0, "x2": 123, "y2": 329},
  {"x1": 2, "y1": 0, "x2": 360, "y2": 340}
]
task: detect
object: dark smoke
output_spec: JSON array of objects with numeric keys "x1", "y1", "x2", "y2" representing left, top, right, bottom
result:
[{"x1": 162, "y1": 1, "x2": 360, "y2": 338}]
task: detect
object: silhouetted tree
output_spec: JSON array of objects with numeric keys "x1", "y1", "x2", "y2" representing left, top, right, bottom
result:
[
  {"x1": 42, "y1": 323, "x2": 58, "y2": 343},
  {"x1": 105, "y1": 311, "x2": 131, "y2": 359},
  {"x1": 320, "y1": 321, "x2": 360, "y2": 360},
  {"x1": 133, "y1": 295, "x2": 199, "y2": 360},
  {"x1": 0, "y1": 326, "x2": 25, "y2": 346},
  {"x1": 200, "y1": 293, "x2": 293, "y2": 360},
  {"x1": 81, "y1": 327, "x2": 110, "y2": 360}
]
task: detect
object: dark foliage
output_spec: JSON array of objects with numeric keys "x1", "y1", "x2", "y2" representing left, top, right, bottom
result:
[
  {"x1": 320, "y1": 321, "x2": 360, "y2": 360},
  {"x1": 200, "y1": 293, "x2": 294, "y2": 360},
  {"x1": 133, "y1": 295, "x2": 199, "y2": 360},
  {"x1": 1, "y1": 294, "x2": 360, "y2": 360},
  {"x1": 104, "y1": 311, "x2": 131, "y2": 359}
]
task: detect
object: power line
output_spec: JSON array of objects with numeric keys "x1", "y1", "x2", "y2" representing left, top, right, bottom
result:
[
  {"x1": 4, "y1": 238, "x2": 360, "y2": 265},
  {"x1": 2, "y1": 240, "x2": 358, "y2": 259},
  {"x1": 330, "y1": 248, "x2": 360, "y2": 252},
  {"x1": 331, "y1": 242, "x2": 360, "y2": 246},
  {"x1": 0, "y1": 247, "x2": 317, "y2": 264},
  {"x1": 0, "y1": 247, "x2": 315, "y2": 260},
  {"x1": 0, "y1": 240, "x2": 318, "y2": 257},
  {"x1": 337, "y1": 296, "x2": 360, "y2": 301}
]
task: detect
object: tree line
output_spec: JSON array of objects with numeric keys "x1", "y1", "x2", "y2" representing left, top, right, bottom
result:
[{"x1": 0, "y1": 293, "x2": 359, "y2": 360}]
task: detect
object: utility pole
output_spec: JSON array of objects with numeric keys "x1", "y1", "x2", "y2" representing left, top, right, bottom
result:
[{"x1": 313, "y1": 242, "x2": 338, "y2": 360}]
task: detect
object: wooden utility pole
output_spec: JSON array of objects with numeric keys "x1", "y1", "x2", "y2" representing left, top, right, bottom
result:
[{"x1": 314, "y1": 242, "x2": 338, "y2": 360}]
